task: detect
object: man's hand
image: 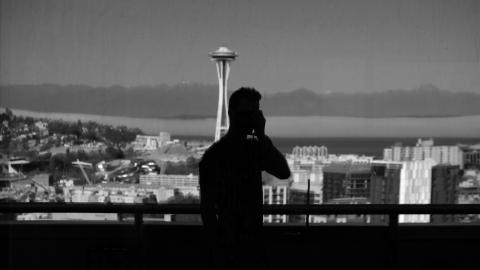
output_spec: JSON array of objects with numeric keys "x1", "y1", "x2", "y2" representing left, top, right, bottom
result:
[{"x1": 252, "y1": 110, "x2": 266, "y2": 138}]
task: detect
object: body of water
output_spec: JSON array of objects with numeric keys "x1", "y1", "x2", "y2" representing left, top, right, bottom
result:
[
  {"x1": 6, "y1": 108, "x2": 479, "y2": 156},
  {"x1": 178, "y1": 135, "x2": 480, "y2": 157}
]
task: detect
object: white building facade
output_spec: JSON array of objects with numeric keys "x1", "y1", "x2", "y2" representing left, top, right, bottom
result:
[
  {"x1": 399, "y1": 159, "x2": 437, "y2": 223},
  {"x1": 383, "y1": 138, "x2": 463, "y2": 168},
  {"x1": 133, "y1": 132, "x2": 171, "y2": 151},
  {"x1": 139, "y1": 173, "x2": 199, "y2": 187}
]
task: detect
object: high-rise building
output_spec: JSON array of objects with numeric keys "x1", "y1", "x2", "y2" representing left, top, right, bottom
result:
[
  {"x1": 456, "y1": 169, "x2": 480, "y2": 223},
  {"x1": 323, "y1": 160, "x2": 439, "y2": 224},
  {"x1": 322, "y1": 162, "x2": 403, "y2": 224},
  {"x1": 431, "y1": 147, "x2": 442, "y2": 164},
  {"x1": 369, "y1": 162, "x2": 402, "y2": 224},
  {"x1": 462, "y1": 144, "x2": 480, "y2": 169},
  {"x1": 263, "y1": 185, "x2": 288, "y2": 223},
  {"x1": 412, "y1": 146, "x2": 424, "y2": 161},
  {"x1": 383, "y1": 148, "x2": 393, "y2": 161},
  {"x1": 292, "y1": 145, "x2": 328, "y2": 160},
  {"x1": 383, "y1": 138, "x2": 463, "y2": 168},
  {"x1": 370, "y1": 163, "x2": 401, "y2": 205},
  {"x1": 398, "y1": 159, "x2": 437, "y2": 223},
  {"x1": 322, "y1": 163, "x2": 372, "y2": 203},
  {"x1": 392, "y1": 146, "x2": 403, "y2": 161},
  {"x1": 430, "y1": 165, "x2": 461, "y2": 224}
]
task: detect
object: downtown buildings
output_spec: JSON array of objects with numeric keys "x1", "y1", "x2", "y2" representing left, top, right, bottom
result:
[
  {"x1": 430, "y1": 165, "x2": 462, "y2": 223},
  {"x1": 285, "y1": 142, "x2": 468, "y2": 224},
  {"x1": 322, "y1": 161, "x2": 404, "y2": 224},
  {"x1": 132, "y1": 132, "x2": 172, "y2": 151},
  {"x1": 321, "y1": 159, "x2": 465, "y2": 224},
  {"x1": 383, "y1": 138, "x2": 463, "y2": 168},
  {"x1": 397, "y1": 159, "x2": 437, "y2": 223},
  {"x1": 462, "y1": 144, "x2": 480, "y2": 169},
  {"x1": 139, "y1": 173, "x2": 199, "y2": 197},
  {"x1": 288, "y1": 160, "x2": 323, "y2": 223}
]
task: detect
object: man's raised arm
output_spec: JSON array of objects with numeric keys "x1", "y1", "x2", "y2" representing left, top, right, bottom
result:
[{"x1": 258, "y1": 135, "x2": 291, "y2": 179}]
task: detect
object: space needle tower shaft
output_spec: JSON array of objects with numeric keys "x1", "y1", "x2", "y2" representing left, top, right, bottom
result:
[{"x1": 209, "y1": 46, "x2": 238, "y2": 142}]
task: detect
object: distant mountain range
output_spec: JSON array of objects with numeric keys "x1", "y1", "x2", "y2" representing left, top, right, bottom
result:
[{"x1": 1, "y1": 83, "x2": 480, "y2": 118}]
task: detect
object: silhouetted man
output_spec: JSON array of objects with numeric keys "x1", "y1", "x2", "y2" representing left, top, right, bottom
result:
[{"x1": 200, "y1": 87, "x2": 291, "y2": 270}]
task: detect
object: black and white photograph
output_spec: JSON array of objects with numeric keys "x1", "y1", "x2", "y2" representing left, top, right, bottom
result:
[{"x1": 1, "y1": 0, "x2": 479, "y2": 269}]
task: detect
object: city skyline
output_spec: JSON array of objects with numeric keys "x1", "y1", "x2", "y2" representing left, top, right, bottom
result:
[
  {"x1": 1, "y1": 1, "x2": 480, "y2": 265},
  {"x1": 1, "y1": 0, "x2": 479, "y2": 93}
]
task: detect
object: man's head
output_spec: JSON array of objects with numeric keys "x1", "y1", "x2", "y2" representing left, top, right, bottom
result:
[{"x1": 228, "y1": 87, "x2": 262, "y2": 136}]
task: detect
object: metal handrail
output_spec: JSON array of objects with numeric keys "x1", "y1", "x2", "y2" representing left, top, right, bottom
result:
[
  {"x1": 3, "y1": 202, "x2": 480, "y2": 268},
  {"x1": 2, "y1": 202, "x2": 480, "y2": 215}
]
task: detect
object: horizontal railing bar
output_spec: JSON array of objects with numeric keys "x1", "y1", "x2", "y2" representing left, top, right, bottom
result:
[
  {"x1": 0, "y1": 203, "x2": 200, "y2": 214},
  {"x1": 2, "y1": 203, "x2": 480, "y2": 215},
  {"x1": 264, "y1": 204, "x2": 480, "y2": 215}
]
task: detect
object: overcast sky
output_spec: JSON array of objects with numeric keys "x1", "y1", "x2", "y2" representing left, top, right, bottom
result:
[{"x1": 1, "y1": 0, "x2": 479, "y2": 93}]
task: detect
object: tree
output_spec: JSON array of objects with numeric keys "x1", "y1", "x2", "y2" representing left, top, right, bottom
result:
[
  {"x1": 105, "y1": 146, "x2": 124, "y2": 159},
  {"x1": 104, "y1": 126, "x2": 124, "y2": 148},
  {"x1": 25, "y1": 149, "x2": 39, "y2": 160},
  {"x1": 39, "y1": 140, "x2": 55, "y2": 151},
  {"x1": 164, "y1": 158, "x2": 199, "y2": 175},
  {"x1": 71, "y1": 120, "x2": 83, "y2": 143},
  {"x1": 77, "y1": 150, "x2": 88, "y2": 161},
  {"x1": 5, "y1": 108, "x2": 13, "y2": 121},
  {"x1": 23, "y1": 116, "x2": 35, "y2": 126},
  {"x1": 7, "y1": 140, "x2": 24, "y2": 155},
  {"x1": 0, "y1": 123, "x2": 12, "y2": 153},
  {"x1": 85, "y1": 129, "x2": 100, "y2": 142},
  {"x1": 185, "y1": 156, "x2": 200, "y2": 174},
  {"x1": 123, "y1": 147, "x2": 136, "y2": 159},
  {"x1": 50, "y1": 153, "x2": 69, "y2": 173}
]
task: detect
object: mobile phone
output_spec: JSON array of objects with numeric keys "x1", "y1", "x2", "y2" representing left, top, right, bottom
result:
[{"x1": 250, "y1": 111, "x2": 259, "y2": 135}]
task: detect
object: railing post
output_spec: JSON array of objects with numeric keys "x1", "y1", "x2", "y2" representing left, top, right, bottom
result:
[
  {"x1": 135, "y1": 211, "x2": 145, "y2": 270},
  {"x1": 134, "y1": 212, "x2": 143, "y2": 227},
  {"x1": 388, "y1": 212, "x2": 399, "y2": 267},
  {"x1": 306, "y1": 178, "x2": 310, "y2": 227}
]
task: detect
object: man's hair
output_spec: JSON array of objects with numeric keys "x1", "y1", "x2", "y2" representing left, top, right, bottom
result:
[{"x1": 228, "y1": 87, "x2": 262, "y2": 112}]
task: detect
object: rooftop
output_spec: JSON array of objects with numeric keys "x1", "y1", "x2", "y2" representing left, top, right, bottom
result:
[{"x1": 323, "y1": 163, "x2": 372, "y2": 174}]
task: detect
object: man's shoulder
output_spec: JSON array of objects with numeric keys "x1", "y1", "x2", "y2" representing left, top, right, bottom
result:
[{"x1": 200, "y1": 139, "x2": 227, "y2": 165}]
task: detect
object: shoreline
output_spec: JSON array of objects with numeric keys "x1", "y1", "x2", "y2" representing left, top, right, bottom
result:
[{"x1": 3, "y1": 107, "x2": 480, "y2": 138}]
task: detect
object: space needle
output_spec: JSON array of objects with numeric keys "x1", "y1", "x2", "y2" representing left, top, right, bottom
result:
[{"x1": 209, "y1": 46, "x2": 238, "y2": 142}]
